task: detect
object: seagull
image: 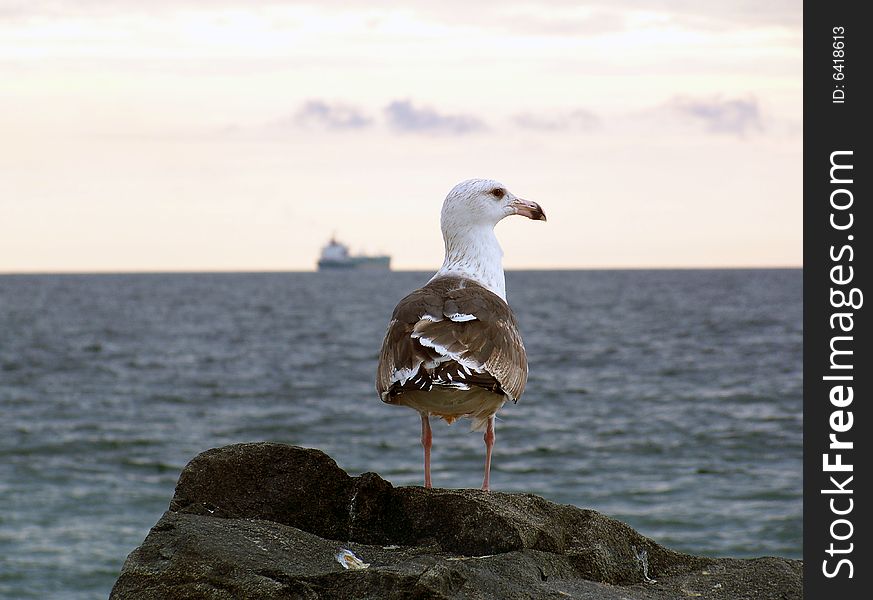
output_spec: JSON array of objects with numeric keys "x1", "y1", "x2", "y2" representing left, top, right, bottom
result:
[{"x1": 376, "y1": 179, "x2": 546, "y2": 491}]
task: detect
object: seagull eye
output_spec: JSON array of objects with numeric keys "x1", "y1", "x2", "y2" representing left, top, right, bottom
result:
[{"x1": 491, "y1": 188, "x2": 505, "y2": 199}]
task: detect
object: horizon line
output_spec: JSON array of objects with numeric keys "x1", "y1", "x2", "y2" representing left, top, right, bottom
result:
[{"x1": 0, "y1": 265, "x2": 803, "y2": 276}]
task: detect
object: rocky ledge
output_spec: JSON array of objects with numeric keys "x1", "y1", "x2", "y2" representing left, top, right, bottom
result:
[{"x1": 111, "y1": 443, "x2": 802, "y2": 599}]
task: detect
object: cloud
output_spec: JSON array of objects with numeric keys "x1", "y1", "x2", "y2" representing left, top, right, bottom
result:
[
  {"x1": 669, "y1": 96, "x2": 763, "y2": 135},
  {"x1": 513, "y1": 109, "x2": 600, "y2": 132},
  {"x1": 496, "y1": 10, "x2": 628, "y2": 36},
  {"x1": 384, "y1": 100, "x2": 486, "y2": 135},
  {"x1": 256, "y1": 98, "x2": 487, "y2": 137},
  {"x1": 508, "y1": 0, "x2": 802, "y2": 29},
  {"x1": 4, "y1": 1, "x2": 801, "y2": 30},
  {"x1": 291, "y1": 100, "x2": 372, "y2": 130},
  {"x1": 255, "y1": 96, "x2": 767, "y2": 141}
]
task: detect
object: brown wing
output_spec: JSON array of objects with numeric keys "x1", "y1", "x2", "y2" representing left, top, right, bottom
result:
[{"x1": 376, "y1": 276, "x2": 528, "y2": 403}]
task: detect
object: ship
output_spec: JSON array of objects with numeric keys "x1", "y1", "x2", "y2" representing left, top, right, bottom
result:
[{"x1": 317, "y1": 237, "x2": 391, "y2": 270}]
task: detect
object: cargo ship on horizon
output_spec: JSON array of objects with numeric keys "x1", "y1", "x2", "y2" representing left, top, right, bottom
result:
[{"x1": 317, "y1": 237, "x2": 391, "y2": 270}]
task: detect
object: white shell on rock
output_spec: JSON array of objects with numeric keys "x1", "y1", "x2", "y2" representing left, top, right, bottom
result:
[{"x1": 335, "y1": 548, "x2": 370, "y2": 570}]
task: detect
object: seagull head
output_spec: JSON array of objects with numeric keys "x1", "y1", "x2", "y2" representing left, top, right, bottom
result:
[{"x1": 441, "y1": 179, "x2": 546, "y2": 232}]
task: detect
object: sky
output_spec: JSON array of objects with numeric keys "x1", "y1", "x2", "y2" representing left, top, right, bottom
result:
[{"x1": 0, "y1": 1, "x2": 802, "y2": 272}]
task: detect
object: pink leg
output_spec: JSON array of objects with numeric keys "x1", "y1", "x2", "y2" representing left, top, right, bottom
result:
[
  {"x1": 421, "y1": 413, "x2": 432, "y2": 488},
  {"x1": 482, "y1": 416, "x2": 495, "y2": 491}
]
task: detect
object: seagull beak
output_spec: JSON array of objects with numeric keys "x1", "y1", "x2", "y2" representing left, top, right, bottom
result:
[{"x1": 511, "y1": 198, "x2": 547, "y2": 221}]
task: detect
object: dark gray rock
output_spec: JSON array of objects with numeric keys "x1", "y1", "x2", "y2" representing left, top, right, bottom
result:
[{"x1": 111, "y1": 443, "x2": 802, "y2": 599}]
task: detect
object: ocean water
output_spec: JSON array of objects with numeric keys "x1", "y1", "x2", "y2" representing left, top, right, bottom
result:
[{"x1": 0, "y1": 269, "x2": 802, "y2": 599}]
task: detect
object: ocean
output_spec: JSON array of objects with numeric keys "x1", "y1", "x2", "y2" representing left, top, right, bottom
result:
[{"x1": 0, "y1": 269, "x2": 802, "y2": 599}]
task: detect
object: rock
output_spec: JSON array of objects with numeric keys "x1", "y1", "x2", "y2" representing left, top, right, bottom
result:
[{"x1": 111, "y1": 443, "x2": 802, "y2": 599}]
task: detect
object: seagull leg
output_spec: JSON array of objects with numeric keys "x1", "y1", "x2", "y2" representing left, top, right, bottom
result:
[
  {"x1": 482, "y1": 415, "x2": 495, "y2": 491},
  {"x1": 421, "y1": 413, "x2": 433, "y2": 488}
]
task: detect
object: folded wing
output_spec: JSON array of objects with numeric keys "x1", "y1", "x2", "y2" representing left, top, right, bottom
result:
[{"x1": 376, "y1": 277, "x2": 528, "y2": 403}]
